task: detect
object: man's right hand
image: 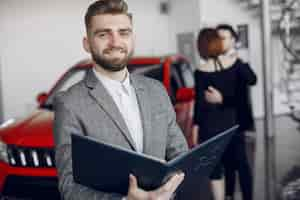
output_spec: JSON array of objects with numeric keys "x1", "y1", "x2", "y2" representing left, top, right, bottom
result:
[{"x1": 126, "y1": 173, "x2": 184, "y2": 200}]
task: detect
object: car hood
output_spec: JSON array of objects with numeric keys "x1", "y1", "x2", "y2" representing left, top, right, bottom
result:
[{"x1": 0, "y1": 109, "x2": 54, "y2": 148}]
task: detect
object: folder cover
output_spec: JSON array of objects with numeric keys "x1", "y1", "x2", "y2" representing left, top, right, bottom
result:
[{"x1": 72, "y1": 125, "x2": 238, "y2": 195}]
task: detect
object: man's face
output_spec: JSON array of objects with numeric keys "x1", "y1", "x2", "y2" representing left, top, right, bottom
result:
[
  {"x1": 84, "y1": 14, "x2": 134, "y2": 72},
  {"x1": 218, "y1": 29, "x2": 235, "y2": 53}
]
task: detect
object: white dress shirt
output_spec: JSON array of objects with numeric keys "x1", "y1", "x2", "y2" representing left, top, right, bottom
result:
[{"x1": 92, "y1": 68, "x2": 144, "y2": 153}]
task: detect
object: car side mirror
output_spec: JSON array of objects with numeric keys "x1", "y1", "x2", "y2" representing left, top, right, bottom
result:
[
  {"x1": 176, "y1": 88, "x2": 195, "y2": 103},
  {"x1": 36, "y1": 92, "x2": 48, "y2": 105}
]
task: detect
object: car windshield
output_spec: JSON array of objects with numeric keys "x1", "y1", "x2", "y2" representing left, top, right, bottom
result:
[
  {"x1": 129, "y1": 64, "x2": 163, "y2": 82},
  {"x1": 41, "y1": 64, "x2": 164, "y2": 110},
  {"x1": 41, "y1": 68, "x2": 87, "y2": 109}
]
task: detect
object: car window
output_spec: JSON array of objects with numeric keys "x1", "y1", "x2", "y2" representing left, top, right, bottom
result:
[
  {"x1": 130, "y1": 63, "x2": 187, "y2": 104},
  {"x1": 57, "y1": 70, "x2": 86, "y2": 93},
  {"x1": 129, "y1": 64, "x2": 163, "y2": 82},
  {"x1": 130, "y1": 64, "x2": 179, "y2": 103},
  {"x1": 172, "y1": 61, "x2": 194, "y2": 88},
  {"x1": 42, "y1": 60, "x2": 194, "y2": 109},
  {"x1": 44, "y1": 68, "x2": 87, "y2": 107}
]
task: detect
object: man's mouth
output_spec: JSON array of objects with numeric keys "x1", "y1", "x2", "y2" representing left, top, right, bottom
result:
[{"x1": 105, "y1": 48, "x2": 126, "y2": 55}]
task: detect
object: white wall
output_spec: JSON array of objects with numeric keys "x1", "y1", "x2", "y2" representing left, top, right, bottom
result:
[
  {"x1": 167, "y1": 0, "x2": 267, "y2": 118},
  {"x1": 0, "y1": 0, "x2": 283, "y2": 119},
  {"x1": 168, "y1": 0, "x2": 201, "y2": 52},
  {"x1": 199, "y1": 0, "x2": 264, "y2": 117},
  {"x1": 0, "y1": 0, "x2": 172, "y2": 119}
]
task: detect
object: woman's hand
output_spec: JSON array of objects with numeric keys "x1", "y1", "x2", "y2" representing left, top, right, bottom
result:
[{"x1": 205, "y1": 86, "x2": 223, "y2": 104}]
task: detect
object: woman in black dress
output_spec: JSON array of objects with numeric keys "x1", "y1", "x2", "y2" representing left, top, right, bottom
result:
[{"x1": 193, "y1": 28, "x2": 256, "y2": 200}]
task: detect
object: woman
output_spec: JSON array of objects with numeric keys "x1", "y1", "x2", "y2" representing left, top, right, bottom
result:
[{"x1": 193, "y1": 28, "x2": 256, "y2": 200}]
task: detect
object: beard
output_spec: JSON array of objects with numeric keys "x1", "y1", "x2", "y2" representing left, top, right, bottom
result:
[{"x1": 91, "y1": 48, "x2": 133, "y2": 72}]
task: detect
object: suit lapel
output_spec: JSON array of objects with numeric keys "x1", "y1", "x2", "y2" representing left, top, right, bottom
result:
[
  {"x1": 85, "y1": 69, "x2": 137, "y2": 151},
  {"x1": 131, "y1": 76, "x2": 153, "y2": 155}
]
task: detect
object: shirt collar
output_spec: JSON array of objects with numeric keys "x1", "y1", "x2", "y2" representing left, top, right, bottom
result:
[
  {"x1": 92, "y1": 68, "x2": 131, "y2": 95},
  {"x1": 225, "y1": 48, "x2": 237, "y2": 57},
  {"x1": 122, "y1": 71, "x2": 131, "y2": 94}
]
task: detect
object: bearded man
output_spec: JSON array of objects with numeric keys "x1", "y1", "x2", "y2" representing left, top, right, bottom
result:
[{"x1": 53, "y1": 1, "x2": 188, "y2": 200}]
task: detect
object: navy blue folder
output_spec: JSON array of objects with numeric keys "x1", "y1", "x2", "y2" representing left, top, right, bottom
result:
[{"x1": 72, "y1": 125, "x2": 238, "y2": 195}]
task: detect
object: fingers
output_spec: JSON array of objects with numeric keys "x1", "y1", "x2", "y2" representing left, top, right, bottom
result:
[
  {"x1": 205, "y1": 89, "x2": 221, "y2": 104},
  {"x1": 206, "y1": 86, "x2": 222, "y2": 97},
  {"x1": 207, "y1": 86, "x2": 219, "y2": 93},
  {"x1": 207, "y1": 86, "x2": 214, "y2": 92},
  {"x1": 160, "y1": 173, "x2": 185, "y2": 194},
  {"x1": 205, "y1": 90, "x2": 214, "y2": 99},
  {"x1": 204, "y1": 90, "x2": 210, "y2": 96},
  {"x1": 128, "y1": 174, "x2": 138, "y2": 190}
]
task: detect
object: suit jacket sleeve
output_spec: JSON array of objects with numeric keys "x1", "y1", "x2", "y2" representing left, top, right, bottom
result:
[
  {"x1": 53, "y1": 94, "x2": 124, "y2": 200},
  {"x1": 155, "y1": 83, "x2": 189, "y2": 161},
  {"x1": 238, "y1": 60, "x2": 257, "y2": 86}
]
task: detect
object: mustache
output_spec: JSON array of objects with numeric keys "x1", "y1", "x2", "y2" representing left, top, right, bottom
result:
[{"x1": 103, "y1": 47, "x2": 127, "y2": 54}]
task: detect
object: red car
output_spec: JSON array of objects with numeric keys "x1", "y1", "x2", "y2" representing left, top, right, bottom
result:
[{"x1": 0, "y1": 55, "x2": 195, "y2": 199}]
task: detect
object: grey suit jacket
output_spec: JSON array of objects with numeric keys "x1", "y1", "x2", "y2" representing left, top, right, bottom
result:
[{"x1": 53, "y1": 69, "x2": 188, "y2": 200}]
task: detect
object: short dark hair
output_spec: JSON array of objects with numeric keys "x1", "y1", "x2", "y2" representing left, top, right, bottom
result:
[
  {"x1": 84, "y1": 0, "x2": 132, "y2": 32},
  {"x1": 216, "y1": 24, "x2": 239, "y2": 40},
  {"x1": 197, "y1": 28, "x2": 224, "y2": 60}
]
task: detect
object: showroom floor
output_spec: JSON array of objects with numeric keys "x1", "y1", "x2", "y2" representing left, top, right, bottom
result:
[
  {"x1": 180, "y1": 115, "x2": 300, "y2": 200},
  {"x1": 6, "y1": 115, "x2": 300, "y2": 200}
]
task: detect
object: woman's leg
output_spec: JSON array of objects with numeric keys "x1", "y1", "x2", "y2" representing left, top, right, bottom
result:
[
  {"x1": 211, "y1": 179, "x2": 225, "y2": 200},
  {"x1": 210, "y1": 164, "x2": 225, "y2": 200}
]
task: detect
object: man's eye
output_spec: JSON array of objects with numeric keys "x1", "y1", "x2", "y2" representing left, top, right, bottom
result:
[
  {"x1": 98, "y1": 33, "x2": 108, "y2": 38},
  {"x1": 120, "y1": 30, "x2": 131, "y2": 36}
]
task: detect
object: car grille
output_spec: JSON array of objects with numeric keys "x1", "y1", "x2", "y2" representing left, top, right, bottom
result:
[{"x1": 7, "y1": 145, "x2": 55, "y2": 168}]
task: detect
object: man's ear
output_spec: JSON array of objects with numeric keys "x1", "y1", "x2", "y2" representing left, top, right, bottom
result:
[{"x1": 83, "y1": 37, "x2": 91, "y2": 53}]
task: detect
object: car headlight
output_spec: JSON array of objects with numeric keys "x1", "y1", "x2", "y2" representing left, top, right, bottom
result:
[{"x1": 0, "y1": 140, "x2": 8, "y2": 163}]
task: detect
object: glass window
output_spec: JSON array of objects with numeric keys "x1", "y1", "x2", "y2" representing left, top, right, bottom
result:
[
  {"x1": 176, "y1": 61, "x2": 194, "y2": 88},
  {"x1": 57, "y1": 70, "x2": 86, "y2": 93},
  {"x1": 129, "y1": 64, "x2": 163, "y2": 82},
  {"x1": 44, "y1": 68, "x2": 87, "y2": 108}
]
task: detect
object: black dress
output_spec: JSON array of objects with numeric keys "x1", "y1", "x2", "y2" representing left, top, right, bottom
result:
[
  {"x1": 194, "y1": 61, "x2": 237, "y2": 141},
  {"x1": 193, "y1": 58, "x2": 257, "y2": 183}
]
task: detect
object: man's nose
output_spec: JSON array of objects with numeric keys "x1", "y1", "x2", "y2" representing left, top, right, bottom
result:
[{"x1": 109, "y1": 32, "x2": 122, "y2": 47}]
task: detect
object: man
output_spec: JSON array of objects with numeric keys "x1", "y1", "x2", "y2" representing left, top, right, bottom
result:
[
  {"x1": 53, "y1": 0, "x2": 188, "y2": 200},
  {"x1": 217, "y1": 25, "x2": 239, "y2": 58},
  {"x1": 216, "y1": 24, "x2": 256, "y2": 200}
]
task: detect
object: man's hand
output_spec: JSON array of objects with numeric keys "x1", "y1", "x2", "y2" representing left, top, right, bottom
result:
[
  {"x1": 126, "y1": 173, "x2": 184, "y2": 200},
  {"x1": 204, "y1": 86, "x2": 223, "y2": 104}
]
